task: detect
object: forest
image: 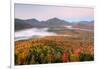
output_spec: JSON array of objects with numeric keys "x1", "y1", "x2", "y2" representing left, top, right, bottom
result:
[{"x1": 15, "y1": 33, "x2": 94, "y2": 65}]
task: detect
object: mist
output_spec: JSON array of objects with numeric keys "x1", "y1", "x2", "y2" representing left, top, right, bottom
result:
[{"x1": 15, "y1": 28, "x2": 57, "y2": 41}]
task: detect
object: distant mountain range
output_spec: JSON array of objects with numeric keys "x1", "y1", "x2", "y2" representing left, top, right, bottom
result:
[
  {"x1": 15, "y1": 19, "x2": 33, "y2": 31},
  {"x1": 15, "y1": 18, "x2": 94, "y2": 31}
]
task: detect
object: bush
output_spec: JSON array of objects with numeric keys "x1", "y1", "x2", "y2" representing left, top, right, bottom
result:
[{"x1": 79, "y1": 53, "x2": 94, "y2": 61}]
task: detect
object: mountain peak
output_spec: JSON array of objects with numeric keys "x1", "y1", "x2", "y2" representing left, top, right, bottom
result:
[
  {"x1": 24, "y1": 18, "x2": 40, "y2": 25},
  {"x1": 48, "y1": 17, "x2": 61, "y2": 21}
]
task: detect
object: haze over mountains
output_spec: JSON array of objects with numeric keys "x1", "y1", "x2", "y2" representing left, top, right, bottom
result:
[{"x1": 15, "y1": 18, "x2": 94, "y2": 31}]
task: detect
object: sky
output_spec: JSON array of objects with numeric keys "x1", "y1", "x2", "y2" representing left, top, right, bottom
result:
[{"x1": 15, "y1": 4, "x2": 94, "y2": 22}]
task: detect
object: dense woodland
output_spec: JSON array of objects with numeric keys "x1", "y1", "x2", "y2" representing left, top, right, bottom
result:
[{"x1": 15, "y1": 32, "x2": 94, "y2": 65}]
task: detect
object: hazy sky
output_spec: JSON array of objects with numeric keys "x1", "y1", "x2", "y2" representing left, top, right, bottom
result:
[{"x1": 15, "y1": 4, "x2": 94, "y2": 22}]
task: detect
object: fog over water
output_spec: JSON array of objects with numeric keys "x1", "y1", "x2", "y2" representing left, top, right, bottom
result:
[
  {"x1": 15, "y1": 26, "x2": 93, "y2": 41},
  {"x1": 15, "y1": 28, "x2": 57, "y2": 41}
]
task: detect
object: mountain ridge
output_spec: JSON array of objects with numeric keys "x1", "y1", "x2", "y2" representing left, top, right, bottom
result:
[{"x1": 15, "y1": 18, "x2": 94, "y2": 31}]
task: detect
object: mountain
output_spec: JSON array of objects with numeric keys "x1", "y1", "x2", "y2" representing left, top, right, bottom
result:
[
  {"x1": 15, "y1": 19, "x2": 33, "y2": 31},
  {"x1": 25, "y1": 17, "x2": 71, "y2": 27},
  {"x1": 73, "y1": 20, "x2": 94, "y2": 30},
  {"x1": 25, "y1": 18, "x2": 71, "y2": 26},
  {"x1": 43, "y1": 18, "x2": 70, "y2": 27},
  {"x1": 15, "y1": 18, "x2": 94, "y2": 31},
  {"x1": 25, "y1": 18, "x2": 40, "y2": 25},
  {"x1": 15, "y1": 18, "x2": 71, "y2": 31}
]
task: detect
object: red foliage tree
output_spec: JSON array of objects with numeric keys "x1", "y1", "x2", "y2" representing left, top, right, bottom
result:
[{"x1": 62, "y1": 53, "x2": 69, "y2": 62}]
